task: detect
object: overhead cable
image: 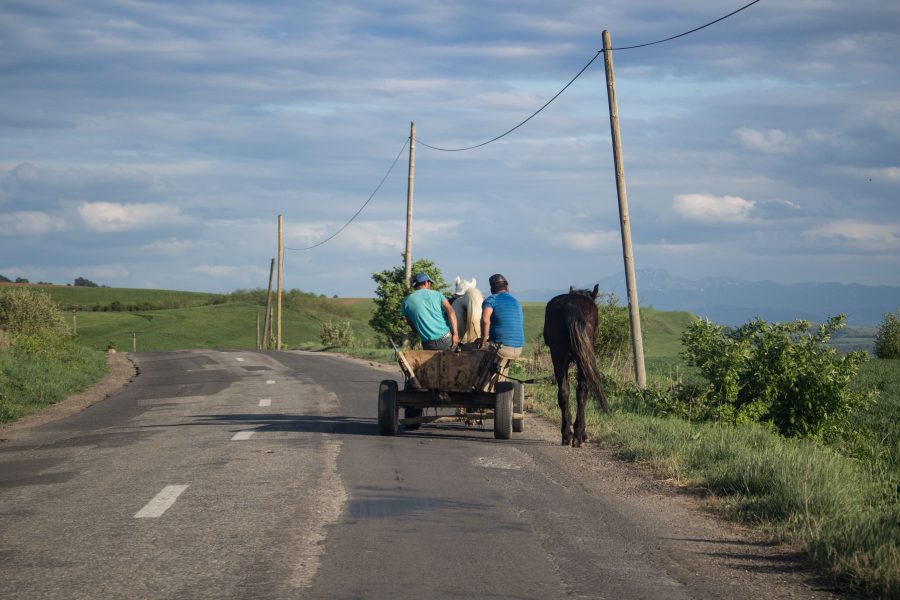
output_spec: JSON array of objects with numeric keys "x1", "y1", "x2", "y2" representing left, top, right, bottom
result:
[
  {"x1": 418, "y1": 0, "x2": 763, "y2": 153},
  {"x1": 285, "y1": 137, "x2": 410, "y2": 251},
  {"x1": 417, "y1": 50, "x2": 603, "y2": 153},
  {"x1": 610, "y1": 0, "x2": 762, "y2": 51}
]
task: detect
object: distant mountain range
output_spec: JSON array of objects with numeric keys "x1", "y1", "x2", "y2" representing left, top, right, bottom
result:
[{"x1": 516, "y1": 268, "x2": 900, "y2": 327}]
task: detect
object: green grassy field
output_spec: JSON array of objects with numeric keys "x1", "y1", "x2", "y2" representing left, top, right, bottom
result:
[
  {"x1": 68, "y1": 299, "x2": 382, "y2": 352},
  {"x1": 15, "y1": 284, "x2": 224, "y2": 311}
]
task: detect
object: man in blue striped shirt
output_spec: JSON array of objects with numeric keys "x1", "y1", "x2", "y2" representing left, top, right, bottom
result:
[{"x1": 478, "y1": 273, "x2": 525, "y2": 361}]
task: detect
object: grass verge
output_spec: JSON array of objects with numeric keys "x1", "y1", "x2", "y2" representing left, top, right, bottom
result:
[
  {"x1": 0, "y1": 334, "x2": 108, "y2": 424},
  {"x1": 527, "y1": 377, "x2": 899, "y2": 596}
]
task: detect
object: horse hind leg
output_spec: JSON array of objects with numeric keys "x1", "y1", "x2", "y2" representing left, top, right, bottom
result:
[
  {"x1": 573, "y1": 366, "x2": 589, "y2": 447},
  {"x1": 553, "y1": 360, "x2": 573, "y2": 446}
]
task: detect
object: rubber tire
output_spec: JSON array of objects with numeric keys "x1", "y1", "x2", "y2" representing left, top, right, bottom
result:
[
  {"x1": 512, "y1": 381, "x2": 525, "y2": 433},
  {"x1": 378, "y1": 380, "x2": 399, "y2": 436},
  {"x1": 493, "y1": 382, "x2": 514, "y2": 440}
]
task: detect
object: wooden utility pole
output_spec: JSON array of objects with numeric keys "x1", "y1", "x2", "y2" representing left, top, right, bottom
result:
[
  {"x1": 603, "y1": 29, "x2": 647, "y2": 388},
  {"x1": 404, "y1": 121, "x2": 416, "y2": 284},
  {"x1": 276, "y1": 214, "x2": 284, "y2": 351},
  {"x1": 71, "y1": 306, "x2": 77, "y2": 336},
  {"x1": 263, "y1": 258, "x2": 275, "y2": 349}
]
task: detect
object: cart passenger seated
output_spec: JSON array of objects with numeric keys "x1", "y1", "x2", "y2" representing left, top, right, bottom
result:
[{"x1": 477, "y1": 273, "x2": 524, "y2": 384}]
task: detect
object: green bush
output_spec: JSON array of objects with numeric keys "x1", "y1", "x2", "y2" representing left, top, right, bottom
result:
[
  {"x1": 681, "y1": 315, "x2": 872, "y2": 438},
  {"x1": 874, "y1": 310, "x2": 900, "y2": 359},
  {"x1": 369, "y1": 258, "x2": 447, "y2": 346},
  {"x1": 594, "y1": 292, "x2": 632, "y2": 370},
  {"x1": 0, "y1": 287, "x2": 68, "y2": 336},
  {"x1": 320, "y1": 319, "x2": 354, "y2": 347}
]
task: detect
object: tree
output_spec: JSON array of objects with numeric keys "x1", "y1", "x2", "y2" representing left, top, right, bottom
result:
[
  {"x1": 369, "y1": 257, "x2": 448, "y2": 346},
  {"x1": 14, "y1": 277, "x2": 29, "y2": 284},
  {"x1": 74, "y1": 277, "x2": 99, "y2": 287},
  {"x1": 874, "y1": 310, "x2": 900, "y2": 359}
]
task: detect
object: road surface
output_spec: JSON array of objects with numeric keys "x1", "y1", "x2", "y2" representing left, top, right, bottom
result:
[{"x1": 0, "y1": 350, "x2": 837, "y2": 599}]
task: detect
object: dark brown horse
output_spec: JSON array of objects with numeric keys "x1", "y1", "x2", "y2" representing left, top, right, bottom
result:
[{"x1": 543, "y1": 285, "x2": 609, "y2": 447}]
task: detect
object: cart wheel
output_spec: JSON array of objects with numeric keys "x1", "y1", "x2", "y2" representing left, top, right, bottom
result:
[
  {"x1": 512, "y1": 381, "x2": 524, "y2": 433},
  {"x1": 378, "y1": 380, "x2": 399, "y2": 436},
  {"x1": 494, "y1": 382, "x2": 514, "y2": 440}
]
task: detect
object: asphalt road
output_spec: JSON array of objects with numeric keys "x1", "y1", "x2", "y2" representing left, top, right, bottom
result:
[{"x1": 0, "y1": 350, "x2": 836, "y2": 599}]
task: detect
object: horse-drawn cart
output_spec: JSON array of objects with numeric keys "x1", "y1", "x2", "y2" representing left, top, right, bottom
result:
[{"x1": 378, "y1": 346, "x2": 525, "y2": 439}]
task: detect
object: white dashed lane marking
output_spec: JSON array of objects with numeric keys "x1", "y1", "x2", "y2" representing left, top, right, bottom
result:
[
  {"x1": 266, "y1": 380, "x2": 275, "y2": 385},
  {"x1": 259, "y1": 398, "x2": 271, "y2": 407},
  {"x1": 236, "y1": 357, "x2": 245, "y2": 362},
  {"x1": 134, "y1": 485, "x2": 189, "y2": 518},
  {"x1": 231, "y1": 430, "x2": 256, "y2": 441}
]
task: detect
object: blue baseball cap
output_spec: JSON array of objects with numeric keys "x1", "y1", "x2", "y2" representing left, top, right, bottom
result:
[{"x1": 412, "y1": 272, "x2": 432, "y2": 285}]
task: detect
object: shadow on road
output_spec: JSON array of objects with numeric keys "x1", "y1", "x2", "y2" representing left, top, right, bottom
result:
[{"x1": 135, "y1": 412, "x2": 552, "y2": 447}]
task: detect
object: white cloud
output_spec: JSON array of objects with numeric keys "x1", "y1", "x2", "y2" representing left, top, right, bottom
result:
[
  {"x1": 673, "y1": 194, "x2": 755, "y2": 223},
  {"x1": 805, "y1": 220, "x2": 900, "y2": 250},
  {"x1": 554, "y1": 230, "x2": 619, "y2": 252},
  {"x1": 78, "y1": 202, "x2": 192, "y2": 232},
  {"x1": 734, "y1": 128, "x2": 790, "y2": 153},
  {"x1": 192, "y1": 265, "x2": 238, "y2": 277},
  {"x1": 0, "y1": 211, "x2": 69, "y2": 235},
  {"x1": 140, "y1": 237, "x2": 194, "y2": 255}
]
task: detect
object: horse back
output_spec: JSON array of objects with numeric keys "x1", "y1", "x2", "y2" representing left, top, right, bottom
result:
[{"x1": 543, "y1": 292, "x2": 598, "y2": 354}]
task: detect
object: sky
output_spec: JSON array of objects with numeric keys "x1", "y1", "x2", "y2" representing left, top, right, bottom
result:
[{"x1": 1, "y1": 0, "x2": 898, "y2": 297}]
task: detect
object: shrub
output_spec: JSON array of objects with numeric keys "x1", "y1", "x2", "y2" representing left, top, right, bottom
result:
[
  {"x1": 320, "y1": 319, "x2": 354, "y2": 347},
  {"x1": 369, "y1": 257, "x2": 447, "y2": 346},
  {"x1": 0, "y1": 288, "x2": 68, "y2": 336},
  {"x1": 594, "y1": 292, "x2": 632, "y2": 371},
  {"x1": 874, "y1": 310, "x2": 900, "y2": 359},
  {"x1": 681, "y1": 315, "x2": 872, "y2": 438}
]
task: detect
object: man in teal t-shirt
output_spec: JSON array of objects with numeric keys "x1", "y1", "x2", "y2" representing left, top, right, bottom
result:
[{"x1": 402, "y1": 272, "x2": 459, "y2": 350}]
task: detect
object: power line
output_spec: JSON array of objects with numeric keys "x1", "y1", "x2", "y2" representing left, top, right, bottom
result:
[
  {"x1": 418, "y1": 50, "x2": 603, "y2": 153},
  {"x1": 418, "y1": 0, "x2": 763, "y2": 153},
  {"x1": 284, "y1": 137, "x2": 410, "y2": 251},
  {"x1": 611, "y1": 0, "x2": 762, "y2": 51}
]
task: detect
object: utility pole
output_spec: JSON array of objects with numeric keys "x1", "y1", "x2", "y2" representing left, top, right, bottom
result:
[
  {"x1": 603, "y1": 29, "x2": 647, "y2": 388},
  {"x1": 71, "y1": 306, "x2": 77, "y2": 336},
  {"x1": 263, "y1": 258, "x2": 275, "y2": 349},
  {"x1": 276, "y1": 214, "x2": 284, "y2": 351},
  {"x1": 404, "y1": 121, "x2": 416, "y2": 284}
]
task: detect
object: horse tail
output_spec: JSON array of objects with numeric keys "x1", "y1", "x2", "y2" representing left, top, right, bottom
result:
[{"x1": 566, "y1": 306, "x2": 610, "y2": 414}]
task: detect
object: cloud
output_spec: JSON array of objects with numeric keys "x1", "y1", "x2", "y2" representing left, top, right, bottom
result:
[
  {"x1": 191, "y1": 265, "x2": 238, "y2": 277},
  {"x1": 0, "y1": 211, "x2": 69, "y2": 235},
  {"x1": 734, "y1": 128, "x2": 791, "y2": 153},
  {"x1": 805, "y1": 220, "x2": 900, "y2": 250},
  {"x1": 139, "y1": 237, "x2": 194, "y2": 255},
  {"x1": 673, "y1": 194, "x2": 756, "y2": 223},
  {"x1": 554, "y1": 230, "x2": 619, "y2": 252},
  {"x1": 78, "y1": 202, "x2": 192, "y2": 232}
]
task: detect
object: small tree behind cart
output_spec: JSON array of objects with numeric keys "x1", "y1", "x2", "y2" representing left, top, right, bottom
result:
[{"x1": 378, "y1": 346, "x2": 525, "y2": 439}]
